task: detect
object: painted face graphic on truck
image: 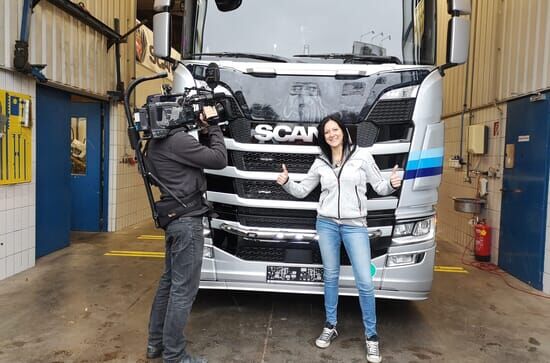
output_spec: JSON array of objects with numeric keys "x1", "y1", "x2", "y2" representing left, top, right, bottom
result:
[{"x1": 252, "y1": 124, "x2": 318, "y2": 143}]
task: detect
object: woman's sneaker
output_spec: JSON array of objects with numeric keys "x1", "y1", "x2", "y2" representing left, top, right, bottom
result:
[
  {"x1": 315, "y1": 323, "x2": 338, "y2": 348},
  {"x1": 366, "y1": 335, "x2": 382, "y2": 363}
]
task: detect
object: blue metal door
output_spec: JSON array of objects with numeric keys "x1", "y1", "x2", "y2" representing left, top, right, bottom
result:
[
  {"x1": 36, "y1": 86, "x2": 71, "y2": 257},
  {"x1": 70, "y1": 101, "x2": 104, "y2": 231},
  {"x1": 499, "y1": 93, "x2": 550, "y2": 290}
]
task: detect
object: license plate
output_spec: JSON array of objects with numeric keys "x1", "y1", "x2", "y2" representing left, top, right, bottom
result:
[{"x1": 266, "y1": 266, "x2": 323, "y2": 283}]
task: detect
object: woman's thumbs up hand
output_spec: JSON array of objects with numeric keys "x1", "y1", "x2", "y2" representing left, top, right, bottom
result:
[
  {"x1": 277, "y1": 164, "x2": 289, "y2": 185},
  {"x1": 390, "y1": 164, "x2": 402, "y2": 189}
]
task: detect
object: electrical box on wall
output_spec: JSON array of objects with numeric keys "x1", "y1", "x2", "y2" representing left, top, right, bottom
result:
[{"x1": 468, "y1": 124, "x2": 488, "y2": 154}]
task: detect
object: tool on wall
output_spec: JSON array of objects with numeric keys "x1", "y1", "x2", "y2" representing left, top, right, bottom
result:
[{"x1": 0, "y1": 104, "x2": 4, "y2": 180}]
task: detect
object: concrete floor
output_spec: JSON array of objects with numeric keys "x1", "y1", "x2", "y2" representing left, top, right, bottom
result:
[{"x1": 0, "y1": 222, "x2": 549, "y2": 363}]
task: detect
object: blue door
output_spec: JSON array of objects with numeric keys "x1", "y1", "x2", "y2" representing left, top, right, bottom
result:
[
  {"x1": 499, "y1": 93, "x2": 550, "y2": 290},
  {"x1": 70, "y1": 101, "x2": 105, "y2": 231},
  {"x1": 36, "y1": 86, "x2": 72, "y2": 257}
]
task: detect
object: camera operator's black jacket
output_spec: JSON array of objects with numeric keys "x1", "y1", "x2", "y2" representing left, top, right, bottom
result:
[{"x1": 147, "y1": 126, "x2": 227, "y2": 217}]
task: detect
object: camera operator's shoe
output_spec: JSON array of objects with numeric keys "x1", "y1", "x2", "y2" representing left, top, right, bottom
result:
[
  {"x1": 179, "y1": 354, "x2": 208, "y2": 363},
  {"x1": 366, "y1": 335, "x2": 382, "y2": 363},
  {"x1": 145, "y1": 344, "x2": 163, "y2": 359}
]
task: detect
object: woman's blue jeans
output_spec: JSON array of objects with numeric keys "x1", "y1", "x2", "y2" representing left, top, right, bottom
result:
[{"x1": 316, "y1": 217, "x2": 377, "y2": 338}]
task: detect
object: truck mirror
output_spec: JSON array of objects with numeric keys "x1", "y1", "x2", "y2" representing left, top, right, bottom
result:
[
  {"x1": 153, "y1": 0, "x2": 172, "y2": 59},
  {"x1": 446, "y1": 17, "x2": 470, "y2": 65},
  {"x1": 447, "y1": 0, "x2": 471, "y2": 15},
  {"x1": 215, "y1": 0, "x2": 242, "y2": 12},
  {"x1": 205, "y1": 63, "x2": 221, "y2": 90}
]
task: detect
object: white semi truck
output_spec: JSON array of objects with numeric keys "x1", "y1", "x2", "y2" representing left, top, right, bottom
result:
[{"x1": 149, "y1": 0, "x2": 470, "y2": 300}]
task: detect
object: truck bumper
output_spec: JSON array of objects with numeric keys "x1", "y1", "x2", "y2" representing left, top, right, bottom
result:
[{"x1": 200, "y1": 237, "x2": 436, "y2": 301}]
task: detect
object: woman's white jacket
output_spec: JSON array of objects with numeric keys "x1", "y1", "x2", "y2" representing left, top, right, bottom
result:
[{"x1": 281, "y1": 146, "x2": 394, "y2": 219}]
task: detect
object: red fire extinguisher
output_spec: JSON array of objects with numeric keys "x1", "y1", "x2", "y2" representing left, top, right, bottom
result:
[{"x1": 474, "y1": 220, "x2": 491, "y2": 262}]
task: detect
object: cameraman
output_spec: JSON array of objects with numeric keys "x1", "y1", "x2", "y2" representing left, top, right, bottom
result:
[{"x1": 145, "y1": 106, "x2": 227, "y2": 363}]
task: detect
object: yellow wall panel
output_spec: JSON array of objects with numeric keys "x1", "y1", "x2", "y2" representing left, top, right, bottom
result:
[{"x1": 0, "y1": 89, "x2": 32, "y2": 185}]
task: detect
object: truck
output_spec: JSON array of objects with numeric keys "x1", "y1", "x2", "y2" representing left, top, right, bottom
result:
[{"x1": 148, "y1": 0, "x2": 471, "y2": 300}]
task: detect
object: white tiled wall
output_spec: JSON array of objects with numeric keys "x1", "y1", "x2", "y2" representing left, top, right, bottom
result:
[
  {"x1": 107, "y1": 104, "x2": 151, "y2": 231},
  {"x1": 437, "y1": 106, "x2": 506, "y2": 264},
  {"x1": 0, "y1": 68, "x2": 37, "y2": 280}
]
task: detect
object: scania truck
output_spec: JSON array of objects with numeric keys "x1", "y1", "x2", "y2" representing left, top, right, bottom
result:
[{"x1": 149, "y1": 0, "x2": 471, "y2": 300}]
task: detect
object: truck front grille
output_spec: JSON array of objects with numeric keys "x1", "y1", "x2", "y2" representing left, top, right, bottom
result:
[
  {"x1": 228, "y1": 119, "x2": 252, "y2": 142},
  {"x1": 235, "y1": 180, "x2": 320, "y2": 202},
  {"x1": 236, "y1": 245, "x2": 287, "y2": 262},
  {"x1": 239, "y1": 215, "x2": 315, "y2": 230},
  {"x1": 367, "y1": 99, "x2": 416, "y2": 124},
  {"x1": 207, "y1": 175, "x2": 399, "y2": 202},
  {"x1": 229, "y1": 238, "x2": 391, "y2": 265},
  {"x1": 232, "y1": 151, "x2": 316, "y2": 173}
]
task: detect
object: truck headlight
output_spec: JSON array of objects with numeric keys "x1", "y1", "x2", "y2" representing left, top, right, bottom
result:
[
  {"x1": 393, "y1": 216, "x2": 435, "y2": 237},
  {"x1": 393, "y1": 223, "x2": 414, "y2": 237},
  {"x1": 412, "y1": 218, "x2": 432, "y2": 236},
  {"x1": 386, "y1": 253, "x2": 425, "y2": 267},
  {"x1": 380, "y1": 85, "x2": 419, "y2": 100}
]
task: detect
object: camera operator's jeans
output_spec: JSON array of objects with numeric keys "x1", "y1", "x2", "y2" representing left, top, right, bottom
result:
[
  {"x1": 316, "y1": 218, "x2": 377, "y2": 339},
  {"x1": 148, "y1": 216, "x2": 204, "y2": 363}
]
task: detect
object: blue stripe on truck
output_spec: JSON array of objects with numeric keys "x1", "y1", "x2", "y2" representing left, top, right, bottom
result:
[
  {"x1": 406, "y1": 156, "x2": 444, "y2": 170},
  {"x1": 404, "y1": 166, "x2": 443, "y2": 180},
  {"x1": 404, "y1": 148, "x2": 444, "y2": 180}
]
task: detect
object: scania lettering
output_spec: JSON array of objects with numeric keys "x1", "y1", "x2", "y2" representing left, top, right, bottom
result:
[
  {"x1": 151, "y1": 0, "x2": 471, "y2": 300},
  {"x1": 253, "y1": 124, "x2": 318, "y2": 143}
]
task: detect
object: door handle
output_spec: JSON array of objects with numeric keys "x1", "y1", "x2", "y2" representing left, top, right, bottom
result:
[{"x1": 500, "y1": 188, "x2": 522, "y2": 193}]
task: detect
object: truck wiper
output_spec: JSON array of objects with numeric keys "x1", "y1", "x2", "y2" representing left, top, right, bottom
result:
[
  {"x1": 188, "y1": 52, "x2": 289, "y2": 63},
  {"x1": 293, "y1": 53, "x2": 402, "y2": 65}
]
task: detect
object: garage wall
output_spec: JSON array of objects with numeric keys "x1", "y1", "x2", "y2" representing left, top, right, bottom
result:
[
  {"x1": 1, "y1": 0, "x2": 135, "y2": 97},
  {"x1": 437, "y1": 107, "x2": 506, "y2": 263},
  {"x1": 0, "y1": 1, "x2": 138, "y2": 279},
  {"x1": 107, "y1": 98, "x2": 151, "y2": 231},
  {"x1": 438, "y1": 0, "x2": 550, "y2": 116},
  {"x1": 0, "y1": 68, "x2": 36, "y2": 280},
  {"x1": 437, "y1": 0, "x2": 550, "y2": 293}
]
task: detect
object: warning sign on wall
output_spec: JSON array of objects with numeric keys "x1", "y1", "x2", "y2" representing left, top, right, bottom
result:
[{"x1": 0, "y1": 90, "x2": 32, "y2": 185}]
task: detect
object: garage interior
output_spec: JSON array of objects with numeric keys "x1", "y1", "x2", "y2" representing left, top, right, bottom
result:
[{"x1": 1, "y1": 0, "x2": 550, "y2": 362}]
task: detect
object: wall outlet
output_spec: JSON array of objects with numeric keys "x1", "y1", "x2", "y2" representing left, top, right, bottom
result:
[{"x1": 449, "y1": 157, "x2": 463, "y2": 169}]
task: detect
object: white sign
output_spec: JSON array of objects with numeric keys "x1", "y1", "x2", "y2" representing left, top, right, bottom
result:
[{"x1": 517, "y1": 135, "x2": 530, "y2": 142}]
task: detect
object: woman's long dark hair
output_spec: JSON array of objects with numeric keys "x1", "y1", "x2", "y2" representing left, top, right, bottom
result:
[{"x1": 316, "y1": 114, "x2": 352, "y2": 163}]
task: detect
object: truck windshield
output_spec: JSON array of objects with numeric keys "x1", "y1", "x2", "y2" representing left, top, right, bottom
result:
[{"x1": 195, "y1": 0, "x2": 436, "y2": 65}]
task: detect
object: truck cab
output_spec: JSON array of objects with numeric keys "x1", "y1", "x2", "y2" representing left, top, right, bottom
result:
[{"x1": 151, "y1": 0, "x2": 471, "y2": 300}]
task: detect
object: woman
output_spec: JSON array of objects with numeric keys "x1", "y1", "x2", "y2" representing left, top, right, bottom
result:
[{"x1": 276, "y1": 114, "x2": 401, "y2": 363}]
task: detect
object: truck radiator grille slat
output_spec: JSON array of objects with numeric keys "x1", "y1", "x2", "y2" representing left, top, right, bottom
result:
[
  {"x1": 235, "y1": 180, "x2": 321, "y2": 202},
  {"x1": 232, "y1": 239, "x2": 390, "y2": 265},
  {"x1": 211, "y1": 203, "x2": 395, "y2": 229},
  {"x1": 232, "y1": 151, "x2": 316, "y2": 173},
  {"x1": 239, "y1": 215, "x2": 315, "y2": 230},
  {"x1": 230, "y1": 151, "x2": 408, "y2": 173}
]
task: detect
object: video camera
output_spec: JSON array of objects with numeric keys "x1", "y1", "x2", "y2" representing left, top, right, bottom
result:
[
  {"x1": 132, "y1": 63, "x2": 233, "y2": 140},
  {"x1": 134, "y1": 89, "x2": 232, "y2": 139}
]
